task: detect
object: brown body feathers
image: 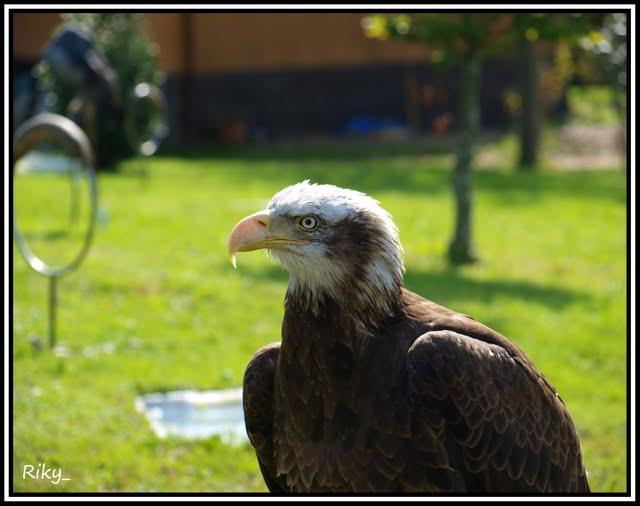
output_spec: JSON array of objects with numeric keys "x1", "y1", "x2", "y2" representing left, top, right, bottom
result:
[{"x1": 243, "y1": 288, "x2": 589, "y2": 493}]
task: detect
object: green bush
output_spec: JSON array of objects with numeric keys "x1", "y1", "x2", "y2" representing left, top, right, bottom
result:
[{"x1": 36, "y1": 13, "x2": 165, "y2": 169}]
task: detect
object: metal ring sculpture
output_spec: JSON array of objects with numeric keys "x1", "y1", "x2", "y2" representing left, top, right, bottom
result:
[
  {"x1": 13, "y1": 112, "x2": 98, "y2": 278},
  {"x1": 125, "y1": 82, "x2": 169, "y2": 156}
]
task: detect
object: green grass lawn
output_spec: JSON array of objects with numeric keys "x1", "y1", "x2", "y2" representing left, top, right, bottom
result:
[{"x1": 12, "y1": 144, "x2": 627, "y2": 492}]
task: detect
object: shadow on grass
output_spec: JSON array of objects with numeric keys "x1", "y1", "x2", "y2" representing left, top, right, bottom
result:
[
  {"x1": 404, "y1": 268, "x2": 589, "y2": 310},
  {"x1": 474, "y1": 170, "x2": 626, "y2": 206},
  {"x1": 147, "y1": 146, "x2": 626, "y2": 205},
  {"x1": 230, "y1": 262, "x2": 589, "y2": 310},
  {"x1": 159, "y1": 139, "x2": 460, "y2": 162}
]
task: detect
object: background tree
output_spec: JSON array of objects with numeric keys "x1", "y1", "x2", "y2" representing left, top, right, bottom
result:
[
  {"x1": 362, "y1": 13, "x2": 601, "y2": 263},
  {"x1": 363, "y1": 13, "x2": 514, "y2": 265},
  {"x1": 511, "y1": 14, "x2": 597, "y2": 169}
]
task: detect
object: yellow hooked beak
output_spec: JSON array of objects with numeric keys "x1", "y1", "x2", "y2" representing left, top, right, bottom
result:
[{"x1": 227, "y1": 209, "x2": 309, "y2": 268}]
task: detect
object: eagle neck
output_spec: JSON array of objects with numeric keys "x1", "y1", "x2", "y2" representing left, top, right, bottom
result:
[{"x1": 283, "y1": 282, "x2": 402, "y2": 342}]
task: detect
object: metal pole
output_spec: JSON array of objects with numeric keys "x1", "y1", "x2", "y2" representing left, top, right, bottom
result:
[
  {"x1": 49, "y1": 276, "x2": 57, "y2": 349},
  {"x1": 13, "y1": 113, "x2": 97, "y2": 353}
]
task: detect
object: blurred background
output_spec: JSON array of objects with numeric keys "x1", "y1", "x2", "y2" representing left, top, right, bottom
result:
[{"x1": 12, "y1": 11, "x2": 628, "y2": 493}]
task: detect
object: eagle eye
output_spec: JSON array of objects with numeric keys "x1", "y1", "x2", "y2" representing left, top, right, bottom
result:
[{"x1": 298, "y1": 215, "x2": 319, "y2": 231}]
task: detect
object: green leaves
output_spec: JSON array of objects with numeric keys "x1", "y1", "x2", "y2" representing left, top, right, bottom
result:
[{"x1": 361, "y1": 13, "x2": 603, "y2": 66}]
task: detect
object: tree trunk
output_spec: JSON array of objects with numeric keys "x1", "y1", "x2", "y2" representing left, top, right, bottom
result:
[
  {"x1": 447, "y1": 55, "x2": 480, "y2": 265},
  {"x1": 518, "y1": 35, "x2": 540, "y2": 169}
]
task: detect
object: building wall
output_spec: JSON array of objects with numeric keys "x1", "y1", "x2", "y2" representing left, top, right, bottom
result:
[
  {"x1": 143, "y1": 13, "x2": 186, "y2": 74},
  {"x1": 12, "y1": 13, "x2": 61, "y2": 61},
  {"x1": 189, "y1": 13, "x2": 429, "y2": 72},
  {"x1": 12, "y1": 12, "x2": 185, "y2": 73},
  {"x1": 12, "y1": 12, "x2": 429, "y2": 74},
  {"x1": 11, "y1": 12, "x2": 518, "y2": 144}
]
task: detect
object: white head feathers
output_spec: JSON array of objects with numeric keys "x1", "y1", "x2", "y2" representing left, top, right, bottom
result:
[
  {"x1": 267, "y1": 180, "x2": 405, "y2": 329},
  {"x1": 269, "y1": 180, "x2": 391, "y2": 223}
]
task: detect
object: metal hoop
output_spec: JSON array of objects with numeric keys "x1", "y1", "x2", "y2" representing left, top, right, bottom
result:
[
  {"x1": 125, "y1": 82, "x2": 169, "y2": 157},
  {"x1": 13, "y1": 112, "x2": 98, "y2": 279}
]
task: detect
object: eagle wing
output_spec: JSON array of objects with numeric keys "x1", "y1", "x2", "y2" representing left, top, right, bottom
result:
[
  {"x1": 242, "y1": 342, "x2": 287, "y2": 493},
  {"x1": 407, "y1": 328, "x2": 590, "y2": 493}
]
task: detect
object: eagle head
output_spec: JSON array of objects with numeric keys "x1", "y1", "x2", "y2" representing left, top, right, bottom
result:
[{"x1": 228, "y1": 181, "x2": 404, "y2": 325}]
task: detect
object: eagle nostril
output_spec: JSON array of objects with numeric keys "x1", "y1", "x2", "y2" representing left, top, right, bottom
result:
[{"x1": 256, "y1": 219, "x2": 267, "y2": 228}]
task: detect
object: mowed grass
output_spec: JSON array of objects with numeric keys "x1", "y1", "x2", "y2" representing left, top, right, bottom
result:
[{"x1": 12, "y1": 144, "x2": 627, "y2": 492}]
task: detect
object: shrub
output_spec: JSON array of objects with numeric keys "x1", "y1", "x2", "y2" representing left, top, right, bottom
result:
[{"x1": 36, "y1": 13, "x2": 165, "y2": 169}]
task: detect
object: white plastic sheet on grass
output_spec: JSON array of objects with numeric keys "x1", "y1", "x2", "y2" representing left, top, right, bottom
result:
[{"x1": 135, "y1": 388, "x2": 248, "y2": 445}]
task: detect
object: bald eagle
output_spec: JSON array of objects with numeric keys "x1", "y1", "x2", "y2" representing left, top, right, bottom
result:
[{"x1": 228, "y1": 181, "x2": 589, "y2": 493}]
